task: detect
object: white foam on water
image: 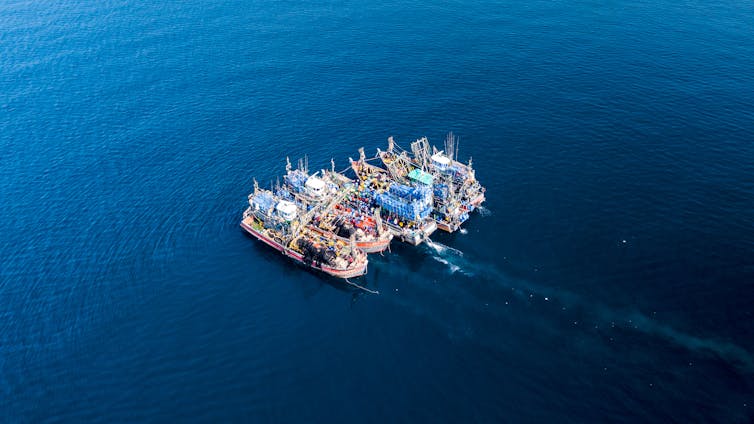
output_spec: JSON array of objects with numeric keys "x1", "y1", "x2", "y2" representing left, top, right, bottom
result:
[
  {"x1": 431, "y1": 255, "x2": 461, "y2": 274},
  {"x1": 425, "y1": 239, "x2": 474, "y2": 276},
  {"x1": 424, "y1": 238, "x2": 445, "y2": 254},
  {"x1": 425, "y1": 238, "x2": 464, "y2": 257}
]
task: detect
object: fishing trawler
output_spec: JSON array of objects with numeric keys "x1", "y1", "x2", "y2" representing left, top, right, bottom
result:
[
  {"x1": 426, "y1": 133, "x2": 486, "y2": 209},
  {"x1": 240, "y1": 182, "x2": 368, "y2": 279},
  {"x1": 281, "y1": 158, "x2": 393, "y2": 253},
  {"x1": 378, "y1": 134, "x2": 485, "y2": 232},
  {"x1": 350, "y1": 150, "x2": 437, "y2": 245}
]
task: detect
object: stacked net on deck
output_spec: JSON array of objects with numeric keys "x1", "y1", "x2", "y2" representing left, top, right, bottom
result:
[
  {"x1": 276, "y1": 187, "x2": 294, "y2": 201},
  {"x1": 284, "y1": 170, "x2": 308, "y2": 193},
  {"x1": 375, "y1": 183, "x2": 433, "y2": 221},
  {"x1": 433, "y1": 183, "x2": 448, "y2": 200}
]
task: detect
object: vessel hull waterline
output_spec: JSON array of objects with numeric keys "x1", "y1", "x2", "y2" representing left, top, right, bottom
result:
[
  {"x1": 240, "y1": 217, "x2": 368, "y2": 279},
  {"x1": 309, "y1": 225, "x2": 393, "y2": 253}
]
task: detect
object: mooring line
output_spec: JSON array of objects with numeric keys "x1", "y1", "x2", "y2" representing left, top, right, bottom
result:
[{"x1": 345, "y1": 279, "x2": 379, "y2": 294}]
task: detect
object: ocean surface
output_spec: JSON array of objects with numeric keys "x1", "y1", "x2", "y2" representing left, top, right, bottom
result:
[{"x1": 2, "y1": 0, "x2": 754, "y2": 421}]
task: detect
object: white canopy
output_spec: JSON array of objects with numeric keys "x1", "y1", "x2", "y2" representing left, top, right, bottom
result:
[
  {"x1": 305, "y1": 176, "x2": 326, "y2": 191},
  {"x1": 431, "y1": 153, "x2": 451, "y2": 166},
  {"x1": 275, "y1": 200, "x2": 298, "y2": 220}
]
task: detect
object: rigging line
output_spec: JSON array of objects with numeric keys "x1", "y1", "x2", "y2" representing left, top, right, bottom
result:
[{"x1": 345, "y1": 279, "x2": 379, "y2": 294}]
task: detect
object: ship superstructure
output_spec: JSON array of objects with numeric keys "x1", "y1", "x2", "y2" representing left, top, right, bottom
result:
[
  {"x1": 377, "y1": 133, "x2": 485, "y2": 232},
  {"x1": 281, "y1": 158, "x2": 394, "y2": 253},
  {"x1": 349, "y1": 149, "x2": 437, "y2": 245},
  {"x1": 241, "y1": 182, "x2": 368, "y2": 279}
]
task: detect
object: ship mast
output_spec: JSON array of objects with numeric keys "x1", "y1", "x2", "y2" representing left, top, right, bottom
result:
[
  {"x1": 445, "y1": 132, "x2": 459, "y2": 162},
  {"x1": 410, "y1": 137, "x2": 431, "y2": 171},
  {"x1": 287, "y1": 183, "x2": 349, "y2": 244}
]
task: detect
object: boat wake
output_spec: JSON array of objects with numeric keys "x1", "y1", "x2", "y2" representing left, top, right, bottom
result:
[
  {"x1": 476, "y1": 206, "x2": 492, "y2": 217},
  {"x1": 425, "y1": 238, "x2": 464, "y2": 257},
  {"x1": 408, "y1": 240, "x2": 754, "y2": 372},
  {"x1": 617, "y1": 309, "x2": 754, "y2": 372},
  {"x1": 430, "y1": 256, "x2": 461, "y2": 274},
  {"x1": 496, "y1": 277, "x2": 753, "y2": 372},
  {"x1": 424, "y1": 239, "x2": 473, "y2": 276}
]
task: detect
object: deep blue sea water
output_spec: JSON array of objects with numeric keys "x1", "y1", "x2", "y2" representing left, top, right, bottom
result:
[{"x1": 2, "y1": 0, "x2": 754, "y2": 421}]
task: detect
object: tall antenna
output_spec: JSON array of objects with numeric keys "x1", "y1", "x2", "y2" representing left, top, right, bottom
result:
[
  {"x1": 454, "y1": 138, "x2": 461, "y2": 164},
  {"x1": 445, "y1": 132, "x2": 458, "y2": 162}
]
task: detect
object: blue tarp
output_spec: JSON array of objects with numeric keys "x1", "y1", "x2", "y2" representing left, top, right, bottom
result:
[
  {"x1": 251, "y1": 192, "x2": 275, "y2": 212},
  {"x1": 284, "y1": 170, "x2": 308, "y2": 192},
  {"x1": 433, "y1": 184, "x2": 448, "y2": 199},
  {"x1": 388, "y1": 184, "x2": 432, "y2": 202},
  {"x1": 276, "y1": 187, "x2": 293, "y2": 200},
  {"x1": 375, "y1": 192, "x2": 432, "y2": 220}
]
